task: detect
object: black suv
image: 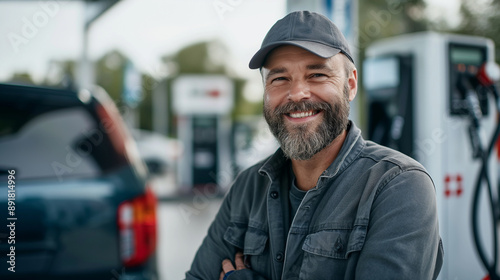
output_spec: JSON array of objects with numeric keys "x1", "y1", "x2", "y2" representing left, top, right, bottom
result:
[{"x1": 0, "y1": 84, "x2": 158, "y2": 279}]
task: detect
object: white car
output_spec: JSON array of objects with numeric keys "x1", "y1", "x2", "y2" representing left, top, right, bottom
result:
[{"x1": 132, "y1": 129, "x2": 183, "y2": 176}]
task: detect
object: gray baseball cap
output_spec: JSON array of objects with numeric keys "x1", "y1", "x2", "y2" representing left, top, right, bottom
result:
[{"x1": 249, "y1": 11, "x2": 353, "y2": 69}]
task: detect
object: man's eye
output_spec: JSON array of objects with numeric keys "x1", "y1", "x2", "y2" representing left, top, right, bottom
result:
[
  {"x1": 272, "y1": 77, "x2": 287, "y2": 82},
  {"x1": 311, "y1": 73, "x2": 326, "y2": 78}
]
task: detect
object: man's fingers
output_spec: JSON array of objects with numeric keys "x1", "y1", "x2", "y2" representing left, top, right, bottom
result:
[
  {"x1": 234, "y1": 252, "x2": 246, "y2": 270},
  {"x1": 221, "y1": 252, "x2": 246, "y2": 279},
  {"x1": 222, "y1": 258, "x2": 235, "y2": 273}
]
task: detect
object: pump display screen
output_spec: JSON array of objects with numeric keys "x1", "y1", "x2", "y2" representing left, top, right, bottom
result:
[
  {"x1": 363, "y1": 56, "x2": 399, "y2": 91},
  {"x1": 450, "y1": 47, "x2": 484, "y2": 65},
  {"x1": 448, "y1": 43, "x2": 488, "y2": 116}
]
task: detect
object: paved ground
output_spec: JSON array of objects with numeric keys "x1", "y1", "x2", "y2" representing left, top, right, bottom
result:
[
  {"x1": 157, "y1": 197, "x2": 222, "y2": 280},
  {"x1": 151, "y1": 172, "x2": 223, "y2": 280}
]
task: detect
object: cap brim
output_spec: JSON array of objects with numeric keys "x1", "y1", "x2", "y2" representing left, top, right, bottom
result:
[{"x1": 249, "y1": 40, "x2": 341, "y2": 69}]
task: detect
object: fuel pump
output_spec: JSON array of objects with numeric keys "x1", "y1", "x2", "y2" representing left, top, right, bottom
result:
[{"x1": 364, "y1": 32, "x2": 500, "y2": 280}]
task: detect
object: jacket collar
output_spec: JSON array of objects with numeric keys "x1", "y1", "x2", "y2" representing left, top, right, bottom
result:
[{"x1": 258, "y1": 121, "x2": 364, "y2": 180}]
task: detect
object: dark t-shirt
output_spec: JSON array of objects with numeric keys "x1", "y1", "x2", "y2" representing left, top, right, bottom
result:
[{"x1": 289, "y1": 172, "x2": 307, "y2": 222}]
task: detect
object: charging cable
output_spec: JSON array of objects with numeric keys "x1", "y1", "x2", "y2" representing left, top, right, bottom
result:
[{"x1": 460, "y1": 62, "x2": 500, "y2": 280}]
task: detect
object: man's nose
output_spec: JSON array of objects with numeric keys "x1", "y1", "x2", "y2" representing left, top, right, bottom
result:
[{"x1": 288, "y1": 80, "x2": 310, "y2": 102}]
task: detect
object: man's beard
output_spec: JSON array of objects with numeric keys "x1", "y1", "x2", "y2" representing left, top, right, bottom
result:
[{"x1": 263, "y1": 83, "x2": 350, "y2": 161}]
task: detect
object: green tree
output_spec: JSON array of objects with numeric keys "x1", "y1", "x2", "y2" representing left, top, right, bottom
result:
[
  {"x1": 357, "y1": 0, "x2": 429, "y2": 128},
  {"x1": 95, "y1": 50, "x2": 156, "y2": 130},
  {"x1": 95, "y1": 50, "x2": 127, "y2": 102},
  {"x1": 7, "y1": 72, "x2": 35, "y2": 85},
  {"x1": 423, "y1": 0, "x2": 500, "y2": 64},
  {"x1": 358, "y1": 0, "x2": 428, "y2": 52},
  {"x1": 169, "y1": 40, "x2": 227, "y2": 74},
  {"x1": 42, "y1": 59, "x2": 77, "y2": 89},
  {"x1": 450, "y1": 0, "x2": 500, "y2": 63},
  {"x1": 137, "y1": 73, "x2": 155, "y2": 131}
]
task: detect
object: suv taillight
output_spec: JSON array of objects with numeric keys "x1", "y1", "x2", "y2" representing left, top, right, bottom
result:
[{"x1": 118, "y1": 188, "x2": 157, "y2": 267}]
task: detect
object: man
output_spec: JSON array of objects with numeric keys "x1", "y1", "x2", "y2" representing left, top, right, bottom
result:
[{"x1": 186, "y1": 11, "x2": 443, "y2": 280}]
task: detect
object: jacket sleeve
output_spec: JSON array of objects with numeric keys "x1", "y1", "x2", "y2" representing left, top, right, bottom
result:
[
  {"x1": 185, "y1": 181, "x2": 270, "y2": 280},
  {"x1": 354, "y1": 169, "x2": 443, "y2": 280}
]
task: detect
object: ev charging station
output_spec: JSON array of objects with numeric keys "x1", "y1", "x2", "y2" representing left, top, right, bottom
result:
[
  {"x1": 173, "y1": 75, "x2": 234, "y2": 193},
  {"x1": 364, "y1": 32, "x2": 500, "y2": 279}
]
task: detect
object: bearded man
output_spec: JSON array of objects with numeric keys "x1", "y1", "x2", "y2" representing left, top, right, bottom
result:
[{"x1": 186, "y1": 11, "x2": 443, "y2": 280}]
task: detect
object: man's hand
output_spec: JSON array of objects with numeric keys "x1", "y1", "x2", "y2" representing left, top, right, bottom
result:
[{"x1": 219, "y1": 252, "x2": 247, "y2": 280}]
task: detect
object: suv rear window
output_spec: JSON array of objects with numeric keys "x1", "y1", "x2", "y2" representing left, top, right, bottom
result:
[
  {"x1": 0, "y1": 105, "x2": 102, "y2": 180},
  {"x1": 0, "y1": 85, "x2": 129, "y2": 181}
]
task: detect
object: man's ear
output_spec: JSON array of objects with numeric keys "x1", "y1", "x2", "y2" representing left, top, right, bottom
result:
[{"x1": 348, "y1": 68, "x2": 357, "y2": 102}]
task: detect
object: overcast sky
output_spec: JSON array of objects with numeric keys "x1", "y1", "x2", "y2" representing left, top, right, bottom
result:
[
  {"x1": 0, "y1": 0, "x2": 459, "y2": 86},
  {"x1": 0, "y1": 0, "x2": 286, "y2": 83}
]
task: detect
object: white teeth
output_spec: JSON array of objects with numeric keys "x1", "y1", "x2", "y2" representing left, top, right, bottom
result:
[{"x1": 289, "y1": 111, "x2": 315, "y2": 118}]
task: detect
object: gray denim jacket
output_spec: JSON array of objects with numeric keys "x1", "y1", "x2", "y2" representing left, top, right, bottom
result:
[{"x1": 186, "y1": 122, "x2": 443, "y2": 280}]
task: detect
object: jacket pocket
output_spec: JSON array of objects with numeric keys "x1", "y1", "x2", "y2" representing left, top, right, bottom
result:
[
  {"x1": 223, "y1": 223, "x2": 268, "y2": 255},
  {"x1": 302, "y1": 225, "x2": 366, "y2": 259},
  {"x1": 298, "y1": 228, "x2": 365, "y2": 280},
  {"x1": 223, "y1": 223, "x2": 271, "y2": 277},
  {"x1": 302, "y1": 229, "x2": 351, "y2": 259}
]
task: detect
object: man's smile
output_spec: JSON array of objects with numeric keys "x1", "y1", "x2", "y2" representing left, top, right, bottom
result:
[
  {"x1": 284, "y1": 110, "x2": 322, "y2": 123},
  {"x1": 286, "y1": 110, "x2": 320, "y2": 118}
]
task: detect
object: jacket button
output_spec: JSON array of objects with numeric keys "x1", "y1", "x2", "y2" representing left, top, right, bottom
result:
[
  {"x1": 275, "y1": 252, "x2": 284, "y2": 262},
  {"x1": 270, "y1": 191, "x2": 279, "y2": 199},
  {"x1": 334, "y1": 237, "x2": 344, "y2": 253}
]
